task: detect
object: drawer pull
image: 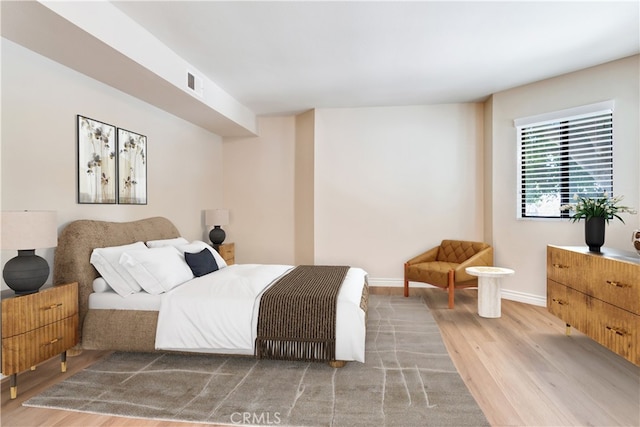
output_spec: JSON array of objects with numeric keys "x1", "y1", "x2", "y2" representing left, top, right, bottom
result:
[
  {"x1": 42, "y1": 337, "x2": 63, "y2": 346},
  {"x1": 42, "y1": 303, "x2": 63, "y2": 311},
  {"x1": 552, "y1": 298, "x2": 568, "y2": 306},
  {"x1": 605, "y1": 326, "x2": 628, "y2": 337},
  {"x1": 552, "y1": 263, "x2": 569, "y2": 269},
  {"x1": 606, "y1": 280, "x2": 630, "y2": 289}
]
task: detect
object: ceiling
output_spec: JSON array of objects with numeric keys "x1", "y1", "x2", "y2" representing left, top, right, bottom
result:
[{"x1": 110, "y1": 1, "x2": 640, "y2": 116}]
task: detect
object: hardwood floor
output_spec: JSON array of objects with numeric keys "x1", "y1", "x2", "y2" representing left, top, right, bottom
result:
[
  {"x1": 2, "y1": 288, "x2": 638, "y2": 426},
  {"x1": 416, "y1": 287, "x2": 640, "y2": 427}
]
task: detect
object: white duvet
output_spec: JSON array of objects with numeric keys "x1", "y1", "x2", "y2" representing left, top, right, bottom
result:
[{"x1": 155, "y1": 264, "x2": 367, "y2": 362}]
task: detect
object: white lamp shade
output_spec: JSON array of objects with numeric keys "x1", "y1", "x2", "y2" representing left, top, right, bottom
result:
[
  {"x1": 1, "y1": 211, "x2": 58, "y2": 250},
  {"x1": 205, "y1": 209, "x2": 229, "y2": 226}
]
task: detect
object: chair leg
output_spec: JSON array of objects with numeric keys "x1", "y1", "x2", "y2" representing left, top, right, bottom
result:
[
  {"x1": 403, "y1": 263, "x2": 409, "y2": 297},
  {"x1": 447, "y1": 270, "x2": 455, "y2": 309}
]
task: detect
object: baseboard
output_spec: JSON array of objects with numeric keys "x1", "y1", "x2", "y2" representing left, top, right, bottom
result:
[
  {"x1": 368, "y1": 277, "x2": 547, "y2": 307},
  {"x1": 367, "y1": 278, "x2": 438, "y2": 288},
  {"x1": 501, "y1": 288, "x2": 546, "y2": 307},
  {"x1": 367, "y1": 278, "x2": 405, "y2": 288}
]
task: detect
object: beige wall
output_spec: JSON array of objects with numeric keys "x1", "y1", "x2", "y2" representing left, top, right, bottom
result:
[
  {"x1": 313, "y1": 105, "x2": 485, "y2": 285},
  {"x1": 222, "y1": 116, "x2": 296, "y2": 264},
  {"x1": 1, "y1": 39, "x2": 224, "y2": 290},
  {"x1": 489, "y1": 55, "x2": 640, "y2": 304},
  {"x1": 224, "y1": 105, "x2": 485, "y2": 284},
  {"x1": 294, "y1": 110, "x2": 315, "y2": 265}
]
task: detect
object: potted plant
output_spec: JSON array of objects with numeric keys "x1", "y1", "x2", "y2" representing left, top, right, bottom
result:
[{"x1": 560, "y1": 193, "x2": 636, "y2": 252}]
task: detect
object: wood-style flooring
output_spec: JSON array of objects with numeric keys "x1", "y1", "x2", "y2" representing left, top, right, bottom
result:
[{"x1": 1, "y1": 287, "x2": 638, "y2": 426}]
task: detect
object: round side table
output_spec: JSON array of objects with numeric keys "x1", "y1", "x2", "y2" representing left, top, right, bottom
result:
[{"x1": 465, "y1": 266, "x2": 515, "y2": 318}]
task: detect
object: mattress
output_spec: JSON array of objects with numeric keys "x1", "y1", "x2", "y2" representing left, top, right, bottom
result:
[{"x1": 89, "y1": 289, "x2": 162, "y2": 311}]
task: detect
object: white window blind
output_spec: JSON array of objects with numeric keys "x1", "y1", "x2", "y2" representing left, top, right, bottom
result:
[{"x1": 515, "y1": 102, "x2": 614, "y2": 219}]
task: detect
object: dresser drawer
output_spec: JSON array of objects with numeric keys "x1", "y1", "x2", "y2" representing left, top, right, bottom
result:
[
  {"x1": 1, "y1": 283, "x2": 78, "y2": 337},
  {"x1": 547, "y1": 246, "x2": 586, "y2": 287},
  {"x1": 2, "y1": 315, "x2": 79, "y2": 374},
  {"x1": 547, "y1": 280, "x2": 589, "y2": 331},
  {"x1": 587, "y1": 296, "x2": 638, "y2": 365},
  {"x1": 588, "y1": 256, "x2": 639, "y2": 315},
  {"x1": 547, "y1": 247, "x2": 639, "y2": 314},
  {"x1": 547, "y1": 279, "x2": 571, "y2": 323}
]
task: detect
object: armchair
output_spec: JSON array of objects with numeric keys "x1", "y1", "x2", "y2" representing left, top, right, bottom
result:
[{"x1": 404, "y1": 240, "x2": 493, "y2": 308}]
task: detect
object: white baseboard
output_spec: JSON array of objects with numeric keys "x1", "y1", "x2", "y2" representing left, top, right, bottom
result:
[
  {"x1": 368, "y1": 277, "x2": 547, "y2": 307},
  {"x1": 367, "y1": 278, "x2": 404, "y2": 287},
  {"x1": 501, "y1": 288, "x2": 546, "y2": 307}
]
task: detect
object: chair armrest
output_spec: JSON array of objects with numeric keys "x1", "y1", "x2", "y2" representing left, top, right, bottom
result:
[
  {"x1": 454, "y1": 246, "x2": 494, "y2": 281},
  {"x1": 406, "y1": 246, "x2": 439, "y2": 265}
]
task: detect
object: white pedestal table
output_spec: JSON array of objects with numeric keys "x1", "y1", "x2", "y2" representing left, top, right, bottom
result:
[{"x1": 465, "y1": 266, "x2": 515, "y2": 318}]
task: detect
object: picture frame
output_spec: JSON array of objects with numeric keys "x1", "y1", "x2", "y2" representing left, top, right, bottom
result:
[
  {"x1": 117, "y1": 127, "x2": 147, "y2": 205},
  {"x1": 77, "y1": 115, "x2": 117, "y2": 204}
]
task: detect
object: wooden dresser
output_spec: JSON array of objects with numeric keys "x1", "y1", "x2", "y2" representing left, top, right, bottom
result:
[
  {"x1": 547, "y1": 245, "x2": 639, "y2": 365},
  {"x1": 1, "y1": 282, "x2": 79, "y2": 398}
]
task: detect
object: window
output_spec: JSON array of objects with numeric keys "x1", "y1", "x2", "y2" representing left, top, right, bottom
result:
[{"x1": 515, "y1": 101, "x2": 614, "y2": 219}]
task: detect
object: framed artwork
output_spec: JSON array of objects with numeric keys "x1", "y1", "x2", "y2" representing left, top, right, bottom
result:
[
  {"x1": 117, "y1": 127, "x2": 147, "y2": 204},
  {"x1": 77, "y1": 115, "x2": 117, "y2": 204}
]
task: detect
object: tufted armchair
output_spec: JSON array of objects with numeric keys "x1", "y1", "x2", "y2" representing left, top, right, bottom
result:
[{"x1": 404, "y1": 240, "x2": 493, "y2": 308}]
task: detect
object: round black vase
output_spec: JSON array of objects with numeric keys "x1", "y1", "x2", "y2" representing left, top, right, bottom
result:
[
  {"x1": 2, "y1": 249, "x2": 49, "y2": 295},
  {"x1": 209, "y1": 226, "x2": 226, "y2": 246},
  {"x1": 584, "y1": 216, "x2": 605, "y2": 253}
]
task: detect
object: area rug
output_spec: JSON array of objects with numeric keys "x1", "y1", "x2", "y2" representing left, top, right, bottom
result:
[{"x1": 24, "y1": 295, "x2": 488, "y2": 426}]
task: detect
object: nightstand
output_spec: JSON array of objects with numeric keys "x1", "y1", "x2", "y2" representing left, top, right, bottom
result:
[
  {"x1": 217, "y1": 243, "x2": 235, "y2": 265},
  {"x1": 1, "y1": 282, "x2": 79, "y2": 399}
]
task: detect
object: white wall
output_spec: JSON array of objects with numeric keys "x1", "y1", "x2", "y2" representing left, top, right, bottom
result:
[
  {"x1": 490, "y1": 55, "x2": 640, "y2": 305},
  {"x1": 314, "y1": 105, "x2": 485, "y2": 284},
  {"x1": 1, "y1": 39, "x2": 224, "y2": 290}
]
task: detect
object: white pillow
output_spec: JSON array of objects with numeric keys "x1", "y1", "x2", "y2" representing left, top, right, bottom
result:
[
  {"x1": 176, "y1": 240, "x2": 228, "y2": 269},
  {"x1": 146, "y1": 237, "x2": 189, "y2": 248},
  {"x1": 92, "y1": 277, "x2": 112, "y2": 293},
  {"x1": 119, "y1": 246, "x2": 194, "y2": 295},
  {"x1": 90, "y1": 242, "x2": 148, "y2": 297}
]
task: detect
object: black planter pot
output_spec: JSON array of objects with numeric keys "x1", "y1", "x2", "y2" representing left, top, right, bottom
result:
[{"x1": 584, "y1": 216, "x2": 606, "y2": 253}]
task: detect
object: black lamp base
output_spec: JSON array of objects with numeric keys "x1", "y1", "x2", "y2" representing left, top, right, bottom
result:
[
  {"x1": 2, "y1": 250, "x2": 49, "y2": 295},
  {"x1": 209, "y1": 226, "x2": 226, "y2": 246}
]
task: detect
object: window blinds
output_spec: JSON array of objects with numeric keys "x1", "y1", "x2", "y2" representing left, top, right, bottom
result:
[{"x1": 516, "y1": 104, "x2": 613, "y2": 219}]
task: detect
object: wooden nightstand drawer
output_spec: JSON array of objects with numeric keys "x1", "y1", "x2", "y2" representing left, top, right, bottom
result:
[
  {"x1": 218, "y1": 243, "x2": 235, "y2": 265},
  {"x1": 2, "y1": 283, "x2": 78, "y2": 337},
  {"x1": 2, "y1": 316, "x2": 78, "y2": 374}
]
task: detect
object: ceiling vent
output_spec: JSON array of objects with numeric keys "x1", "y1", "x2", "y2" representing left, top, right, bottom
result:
[{"x1": 187, "y1": 70, "x2": 203, "y2": 97}]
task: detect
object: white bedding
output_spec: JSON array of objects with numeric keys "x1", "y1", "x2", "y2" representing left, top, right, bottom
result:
[{"x1": 155, "y1": 264, "x2": 368, "y2": 362}]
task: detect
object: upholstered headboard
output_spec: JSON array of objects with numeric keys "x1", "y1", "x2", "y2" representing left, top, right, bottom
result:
[{"x1": 53, "y1": 217, "x2": 181, "y2": 338}]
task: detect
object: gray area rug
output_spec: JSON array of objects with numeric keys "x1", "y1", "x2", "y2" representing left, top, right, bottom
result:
[{"x1": 24, "y1": 295, "x2": 488, "y2": 426}]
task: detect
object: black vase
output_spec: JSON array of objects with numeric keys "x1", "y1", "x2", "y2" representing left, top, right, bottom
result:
[{"x1": 584, "y1": 216, "x2": 605, "y2": 253}]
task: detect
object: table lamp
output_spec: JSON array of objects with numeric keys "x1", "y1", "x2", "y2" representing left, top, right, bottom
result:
[
  {"x1": 1, "y1": 210, "x2": 57, "y2": 294},
  {"x1": 205, "y1": 209, "x2": 229, "y2": 248}
]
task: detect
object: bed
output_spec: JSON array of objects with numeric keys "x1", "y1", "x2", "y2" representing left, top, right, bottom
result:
[{"x1": 53, "y1": 217, "x2": 368, "y2": 365}]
